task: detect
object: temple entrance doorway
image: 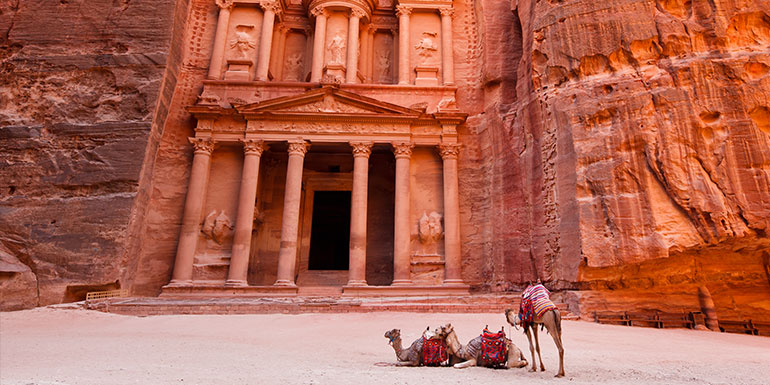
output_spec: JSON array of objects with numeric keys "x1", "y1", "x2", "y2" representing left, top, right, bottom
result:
[{"x1": 307, "y1": 190, "x2": 351, "y2": 271}]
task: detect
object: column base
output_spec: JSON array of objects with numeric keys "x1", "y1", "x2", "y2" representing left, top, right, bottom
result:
[
  {"x1": 224, "y1": 279, "x2": 248, "y2": 287},
  {"x1": 166, "y1": 279, "x2": 193, "y2": 287},
  {"x1": 345, "y1": 280, "x2": 368, "y2": 287},
  {"x1": 442, "y1": 279, "x2": 466, "y2": 286},
  {"x1": 274, "y1": 280, "x2": 297, "y2": 287},
  {"x1": 391, "y1": 279, "x2": 413, "y2": 286}
]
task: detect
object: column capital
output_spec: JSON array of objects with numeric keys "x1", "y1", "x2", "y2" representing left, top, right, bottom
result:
[
  {"x1": 439, "y1": 7, "x2": 454, "y2": 18},
  {"x1": 311, "y1": 6, "x2": 328, "y2": 18},
  {"x1": 350, "y1": 141, "x2": 374, "y2": 158},
  {"x1": 189, "y1": 137, "x2": 216, "y2": 155},
  {"x1": 259, "y1": 0, "x2": 282, "y2": 14},
  {"x1": 392, "y1": 142, "x2": 414, "y2": 159},
  {"x1": 241, "y1": 139, "x2": 266, "y2": 156},
  {"x1": 396, "y1": 4, "x2": 412, "y2": 17},
  {"x1": 350, "y1": 8, "x2": 366, "y2": 19},
  {"x1": 287, "y1": 140, "x2": 310, "y2": 156},
  {"x1": 438, "y1": 143, "x2": 461, "y2": 159},
  {"x1": 215, "y1": 0, "x2": 235, "y2": 10}
]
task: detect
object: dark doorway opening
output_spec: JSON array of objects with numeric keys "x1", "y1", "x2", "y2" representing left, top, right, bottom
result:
[{"x1": 308, "y1": 190, "x2": 351, "y2": 270}]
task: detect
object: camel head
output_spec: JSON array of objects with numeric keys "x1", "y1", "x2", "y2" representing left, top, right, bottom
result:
[
  {"x1": 438, "y1": 323, "x2": 461, "y2": 354},
  {"x1": 384, "y1": 328, "x2": 401, "y2": 344},
  {"x1": 505, "y1": 308, "x2": 520, "y2": 327}
]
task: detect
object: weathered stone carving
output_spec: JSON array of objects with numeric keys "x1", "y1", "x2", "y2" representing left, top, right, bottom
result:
[
  {"x1": 415, "y1": 32, "x2": 439, "y2": 66},
  {"x1": 284, "y1": 53, "x2": 304, "y2": 81},
  {"x1": 197, "y1": 89, "x2": 221, "y2": 106},
  {"x1": 229, "y1": 25, "x2": 256, "y2": 59},
  {"x1": 377, "y1": 49, "x2": 391, "y2": 82},
  {"x1": 395, "y1": 4, "x2": 412, "y2": 17},
  {"x1": 287, "y1": 140, "x2": 310, "y2": 156},
  {"x1": 418, "y1": 211, "x2": 443, "y2": 244},
  {"x1": 350, "y1": 141, "x2": 374, "y2": 157},
  {"x1": 189, "y1": 137, "x2": 216, "y2": 154},
  {"x1": 241, "y1": 139, "x2": 266, "y2": 155},
  {"x1": 438, "y1": 143, "x2": 461, "y2": 159},
  {"x1": 215, "y1": 0, "x2": 234, "y2": 10},
  {"x1": 327, "y1": 33, "x2": 346, "y2": 65},
  {"x1": 392, "y1": 142, "x2": 414, "y2": 158},
  {"x1": 201, "y1": 210, "x2": 233, "y2": 244}
]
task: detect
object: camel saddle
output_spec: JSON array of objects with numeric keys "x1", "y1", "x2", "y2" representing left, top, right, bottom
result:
[
  {"x1": 480, "y1": 328, "x2": 508, "y2": 368},
  {"x1": 421, "y1": 337, "x2": 448, "y2": 366}
]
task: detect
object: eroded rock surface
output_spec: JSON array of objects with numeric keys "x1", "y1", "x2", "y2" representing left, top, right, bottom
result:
[{"x1": 0, "y1": 0, "x2": 177, "y2": 308}]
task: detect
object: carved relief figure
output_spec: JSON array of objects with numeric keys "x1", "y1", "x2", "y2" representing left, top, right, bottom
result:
[
  {"x1": 201, "y1": 210, "x2": 233, "y2": 244},
  {"x1": 284, "y1": 53, "x2": 304, "y2": 81},
  {"x1": 229, "y1": 25, "x2": 256, "y2": 59},
  {"x1": 327, "y1": 33, "x2": 346, "y2": 65},
  {"x1": 415, "y1": 32, "x2": 439, "y2": 66},
  {"x1": 377, "y1": 49, "x2": 391, "y2": 82},
  {"x1": 418, "y1": 211, "x2": 443, "y2": 244}
]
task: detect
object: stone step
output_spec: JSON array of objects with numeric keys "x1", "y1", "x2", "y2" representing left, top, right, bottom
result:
[
  {"x1": 297, "y1": 286, "x2": 344, "y2": 296},
  {"x1": 87, "y1": 295, "x2": 575, "y2": 318}
]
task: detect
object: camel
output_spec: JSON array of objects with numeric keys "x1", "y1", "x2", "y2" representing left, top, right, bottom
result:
[
  {"x1": 384, "y1": 327, "x2": 444, "y2": 366},
  {"x1": 437, "y1": 323, "x2": 528, "y2": 369},
  {"x1": 505, "y1": 306, "x2": 565, "y2": 377}
]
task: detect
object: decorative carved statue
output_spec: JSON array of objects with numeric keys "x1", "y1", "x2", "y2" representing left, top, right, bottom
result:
[
  {"x1": 284, "y1": 53, "x2": 304, "y2": 81},
  {"x1": 418, "y1": 211, "x2": 443, "y2": 244},
  {"x1": 229, "y1": 25, "x2": 256, "y2": 59},
  {"x1": 415, "y1": 32, "x2": 439, "y2": 66},
  {"x1": 377, "y1": 50, "x2": 391, "y2": 81},
  {"x1": 201, "y1": 210, "x2": 233, "y2": 244},
  {"x1": 327, "y1": 33, "x2": 346, "y2": 65}
]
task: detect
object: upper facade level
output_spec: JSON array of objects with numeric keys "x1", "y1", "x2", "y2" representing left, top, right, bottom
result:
[{"x1": 207, "y1": 0, "x2": 456, "y2": 87}]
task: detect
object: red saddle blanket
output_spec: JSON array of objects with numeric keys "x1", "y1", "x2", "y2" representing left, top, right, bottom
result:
[
  {"x1": 422, "y1": 337, "x2": 448, "y2": 366},
  {"x1": 480, "y1": 329, "x2": 508, "y2": 367}
]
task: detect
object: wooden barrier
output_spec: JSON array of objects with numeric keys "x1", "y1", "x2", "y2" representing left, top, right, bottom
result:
[{"x1": 86, "y1": 289, "x2": 128, "y2": 301}]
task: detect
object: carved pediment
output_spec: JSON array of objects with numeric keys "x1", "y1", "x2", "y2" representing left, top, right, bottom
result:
[{"x1": 235, "y1": 86, "x2": 423, "y2": 120}]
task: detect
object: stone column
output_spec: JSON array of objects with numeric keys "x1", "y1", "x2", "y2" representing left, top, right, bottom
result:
[
  {"x1": 310, "y1": 8, "x2": 328, "y2": 82},
  {"x1": 226, "y1": 139, "x2": 266, "y2": 287},
  {"x1": 169, "y1": 138, "x2": 216, "y2": 286},
  {"x1": 208, "y1": 0, "x2": 235, "y2": 79},
  {"x1": 274, "y1": 140, "x2": 310, "y2": 286},
  {"x1": 439, "y1": 143, "x2": 463, "y2": 285},
  {"x1": 392, "y1": 142, "x2": 414, "y2": 285},
  {"x1": 347, "y1": 142, "x2": 373, "y2": 286},
  {"x1": 439, "y1": 7, "x2": 455, "y2": 85},
  {"x1": 396, "y1": 5, "x2": 412, "y2": 85},
  {"x1": 359, "y1": 24, "x2": 370, "y2": 82},
  {"x1": 272, "y1": 25, "x2": 289, "y2": 81},
  {"x1": 256, "y1": 0, "x2": 281, "y2": 81},
  {"x1": 345, "y1": 9, "x2": 364, "y2": 83}
]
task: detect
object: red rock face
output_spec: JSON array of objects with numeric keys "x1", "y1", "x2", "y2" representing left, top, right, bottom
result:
[
  {"x1": 2, "y1": 0, "x2": 768, "y2": 320},
  {"x1": 0, "y1": 0, "x2": 179, "y2": 309},
  {"x1": 463, "y1": 0, "x2": 770, "y2": 318}
]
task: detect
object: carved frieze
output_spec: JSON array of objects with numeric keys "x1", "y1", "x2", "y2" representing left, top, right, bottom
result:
[{"x1": 267, "y1": 121, "x2": 407, "y2": 134}]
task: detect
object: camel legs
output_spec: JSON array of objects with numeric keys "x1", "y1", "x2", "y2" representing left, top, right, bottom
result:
[
  {"x1": 543, "y1": 310, "x2": 565, "y2": 377},
  {"x1": 506, "y1": 342, "x2": 528, "y2": 368},
  {"x1": 533, "y1": 325, "x2": 546, "y2": 371},
  {"x1": 453, "y1": 358, "x2": 477, "y2": 369},
  {"x1": 524, "y1": 327, "x2": 537, "y2": 372}
]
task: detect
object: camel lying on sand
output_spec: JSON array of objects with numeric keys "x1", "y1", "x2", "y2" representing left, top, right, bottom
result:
[
  {"x1": 437, "y1": 323, "x2": 528, "y2": 369},
  {"x1": 384, "y1": 327, "x2": 441, "y2": 366}
]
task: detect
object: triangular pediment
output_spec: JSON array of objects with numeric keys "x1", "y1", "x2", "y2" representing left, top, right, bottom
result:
[{"x1": 235, "y1": 86, "x2": 422, "y2": 118}]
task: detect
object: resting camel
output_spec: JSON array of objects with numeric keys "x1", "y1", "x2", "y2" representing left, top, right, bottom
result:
[
  {"x1": 384, "y1": 327, "x2": 442, "y2": 366},
  {"x1": 505, "y1": 305, "x2": 565, "y2": 377},
  {"x1": 437, "y1": 323, "x2": 528, "y2": 369}
]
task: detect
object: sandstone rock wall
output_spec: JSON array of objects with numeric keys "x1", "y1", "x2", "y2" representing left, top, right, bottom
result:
[
  {"x1": 461, "y1": 0, "x2": 770, "y2": 318},
  {"x1": 0, "y1": 0, "x2": 180, "y2": 309}
]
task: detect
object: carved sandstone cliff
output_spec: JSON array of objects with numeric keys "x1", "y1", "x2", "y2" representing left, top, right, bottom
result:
[
  {"x1": 463, "y1": 0, "x2": 770, "y2": 319},
  {"x1": 1, "y1": 0, "x2": 768, "y2": 319}
]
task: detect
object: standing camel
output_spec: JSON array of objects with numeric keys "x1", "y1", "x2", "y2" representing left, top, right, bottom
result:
[
  {"x1": 384, "y1": 327, "x2": 444, "y2": 366},
  {"x1": 505, "y1": 282, "x2": 565, "y2": 377},
  {"x1": 438, "y1": 323, "x2": 528, "y2": 369}
]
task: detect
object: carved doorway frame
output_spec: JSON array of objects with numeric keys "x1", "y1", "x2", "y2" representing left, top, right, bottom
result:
[{"x1": 296, "y1": 171, "x2": 353, "y2": 286}]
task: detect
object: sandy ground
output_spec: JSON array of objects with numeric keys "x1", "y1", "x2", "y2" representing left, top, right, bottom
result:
[{"x1": 1, "y1": 308, "x2": 769, "y2": 385}]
